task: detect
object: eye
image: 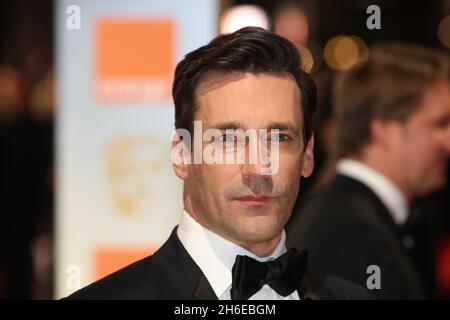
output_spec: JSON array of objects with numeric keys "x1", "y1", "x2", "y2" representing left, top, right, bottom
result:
[
  {"x1": 270, "y1": 133, "x2": 290, "y2": 142},
  {"x1": 217, "y1": 134, "x2": 237, "y2": 143}
]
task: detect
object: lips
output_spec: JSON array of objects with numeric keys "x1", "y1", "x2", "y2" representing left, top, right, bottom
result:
[{"x1": 233, "y1": 194, "x2": 274, "y2": 205}]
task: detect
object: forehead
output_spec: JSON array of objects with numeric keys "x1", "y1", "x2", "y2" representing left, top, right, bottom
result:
[{"x1": 194, "y1": 72, "x2": 303, "y2": 129}]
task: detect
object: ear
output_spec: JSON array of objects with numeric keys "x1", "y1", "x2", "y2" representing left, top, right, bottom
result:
[
  {"x1": 370, "y1": 119, "x2": 401, "y2": 147},
  {"x1": 301, "y1": 134, "x2": 314, "y2": 178},
  {"x1": 371, "y1": 119, "x2": 386, "y2": 144},
  {"x1": 171, "y1": 135, "x2": 189, "y2": 181}
]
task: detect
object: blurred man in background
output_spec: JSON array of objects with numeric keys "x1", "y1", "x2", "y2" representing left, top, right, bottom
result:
[{"x1": 287, "y1": 42, "x2": 450, "y2": 299}]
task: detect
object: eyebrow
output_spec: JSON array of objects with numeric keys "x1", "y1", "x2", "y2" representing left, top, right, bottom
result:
[
  {"x1": 267, "y1": 122, "x2": 298, "y2": 131},
  {"x1": 211, "y1": 121, "x2": 299, "y2": 132},
  {"x1": 213, "y1": 122, "x2": 242, "y2": 131}
]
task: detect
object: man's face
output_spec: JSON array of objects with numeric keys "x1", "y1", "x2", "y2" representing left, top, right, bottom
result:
[
  {"x1": 174, "y1": 72, "x2": 313, "y2": 250},
  {"x1": 393, "y1": 82, "x2": 450, "y2": 198}
]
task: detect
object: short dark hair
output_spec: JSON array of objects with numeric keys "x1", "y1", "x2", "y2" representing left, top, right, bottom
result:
[
  {"x1": 172, "y1": 26, "x2": 316, "y2": 145},
  {"x1": 334, "y1": 42, "x2": 450, "y2": 158}
]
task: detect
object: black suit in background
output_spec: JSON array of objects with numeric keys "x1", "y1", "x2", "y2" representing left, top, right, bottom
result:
[
  {"x1": 67, "y1": 227, "x2": 369, "y2": 300},
  {"x1": 287, "y1": 174, "x2": 429, "y2": 299}
]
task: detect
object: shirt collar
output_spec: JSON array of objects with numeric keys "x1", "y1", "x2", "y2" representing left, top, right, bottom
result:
[
  {"x1": 337, "y1": 159, "x2": 409, "y2": 225},
  {"x1": 176, "y1": 210, "x2": 287, "y2": 298}
]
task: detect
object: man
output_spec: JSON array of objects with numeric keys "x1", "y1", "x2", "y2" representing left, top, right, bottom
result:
[
  {"x1": 67, "y1": 27, "x2": 367, "y2": 300},
  {"x1": 287, "y1": 43, "x2": 450, "y2": 299}
]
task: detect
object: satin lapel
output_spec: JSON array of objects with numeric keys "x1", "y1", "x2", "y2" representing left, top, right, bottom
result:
[{"x1": 191, "y1": 273, "x2": 219, "y2": 300}]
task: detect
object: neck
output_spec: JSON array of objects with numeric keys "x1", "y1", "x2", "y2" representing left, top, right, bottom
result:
[{"x1": 349, "y1": 152, "x2": 413, "y2": 202}]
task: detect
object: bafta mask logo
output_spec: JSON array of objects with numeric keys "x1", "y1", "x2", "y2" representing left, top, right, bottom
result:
[{"x1": 106, "y1": 136, "x2": 164, "y2": 216}]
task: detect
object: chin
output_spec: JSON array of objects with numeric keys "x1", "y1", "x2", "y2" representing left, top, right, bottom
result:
[{"x1": 235, "y1": 218, "x2": 284, "y2": 242}]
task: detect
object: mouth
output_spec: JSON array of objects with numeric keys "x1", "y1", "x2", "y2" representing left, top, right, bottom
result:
[{"x1": 233, "y1": 194, "x2": 275, "y2": 206}]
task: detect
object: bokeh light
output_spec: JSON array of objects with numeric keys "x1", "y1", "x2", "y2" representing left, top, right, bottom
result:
[
  {"x1": 220, "y1": 5, "x2": 269, "y2": 34},
  {"x1": 437, "y1": 15, "x2": 450, "y2": 48},
  {"x1": 323, "y1": 35, "x2": 369, "y2": 70}
]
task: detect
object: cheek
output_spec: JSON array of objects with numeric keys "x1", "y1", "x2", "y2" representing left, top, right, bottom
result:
[
  {"x1": 411, "y1": 133, "x2": 441, "y2": 161},
  {"x1": 406, "y1": 123, "x2": 446, "y2": 155},
  {"x1": 278, "y1": 152, "x2": 303, "y2": 177},
  {"x1": 274, "y1": 153, "x2": 303, "y2": 192},
  {"x1": 402, "y1": 134, "x2": 439, "y2": 176},
  {"x1": 200, "y1": 164, "x2": 240, "y2": 190}
]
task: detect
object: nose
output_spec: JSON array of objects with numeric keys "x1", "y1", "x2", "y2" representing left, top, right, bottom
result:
[
  {"x1": 241, "y1": 163, "x2": 271, "y2": 181},
  {"x1": 240, "y1": 135, "x2": 272, "y2": 179},
  {"x1": 241, "y1": 162, "x2": 273, "y2": 196}
]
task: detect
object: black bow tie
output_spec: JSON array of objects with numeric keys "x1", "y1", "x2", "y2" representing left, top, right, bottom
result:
[{"x1": 230, "y1": 248, "x2": 308, "y2": 300}]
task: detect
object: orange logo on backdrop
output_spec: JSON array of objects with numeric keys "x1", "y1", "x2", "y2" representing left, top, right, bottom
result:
[
  {"x1": 95, "y1": 19, "x2": 174, "y2": 102},
  {"x1": 95, "y1": 247, "x2": 155, "y2": 280}
]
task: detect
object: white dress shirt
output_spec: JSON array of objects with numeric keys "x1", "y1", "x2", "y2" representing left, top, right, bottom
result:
[
  {"x1": 177, "y1": 210, "x2": 300, "y2": 300},
  {"x1": 337, "y1": 159, "x2": 409, "y2": 226}
]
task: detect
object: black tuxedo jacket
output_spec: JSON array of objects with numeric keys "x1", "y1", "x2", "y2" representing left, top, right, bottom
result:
[
  {"x1": 287, "y1": 174, "x2": 428, "y2": 299},
  {"x1": 67, "y1": 227, "x2": 369, "y2": 300}
]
